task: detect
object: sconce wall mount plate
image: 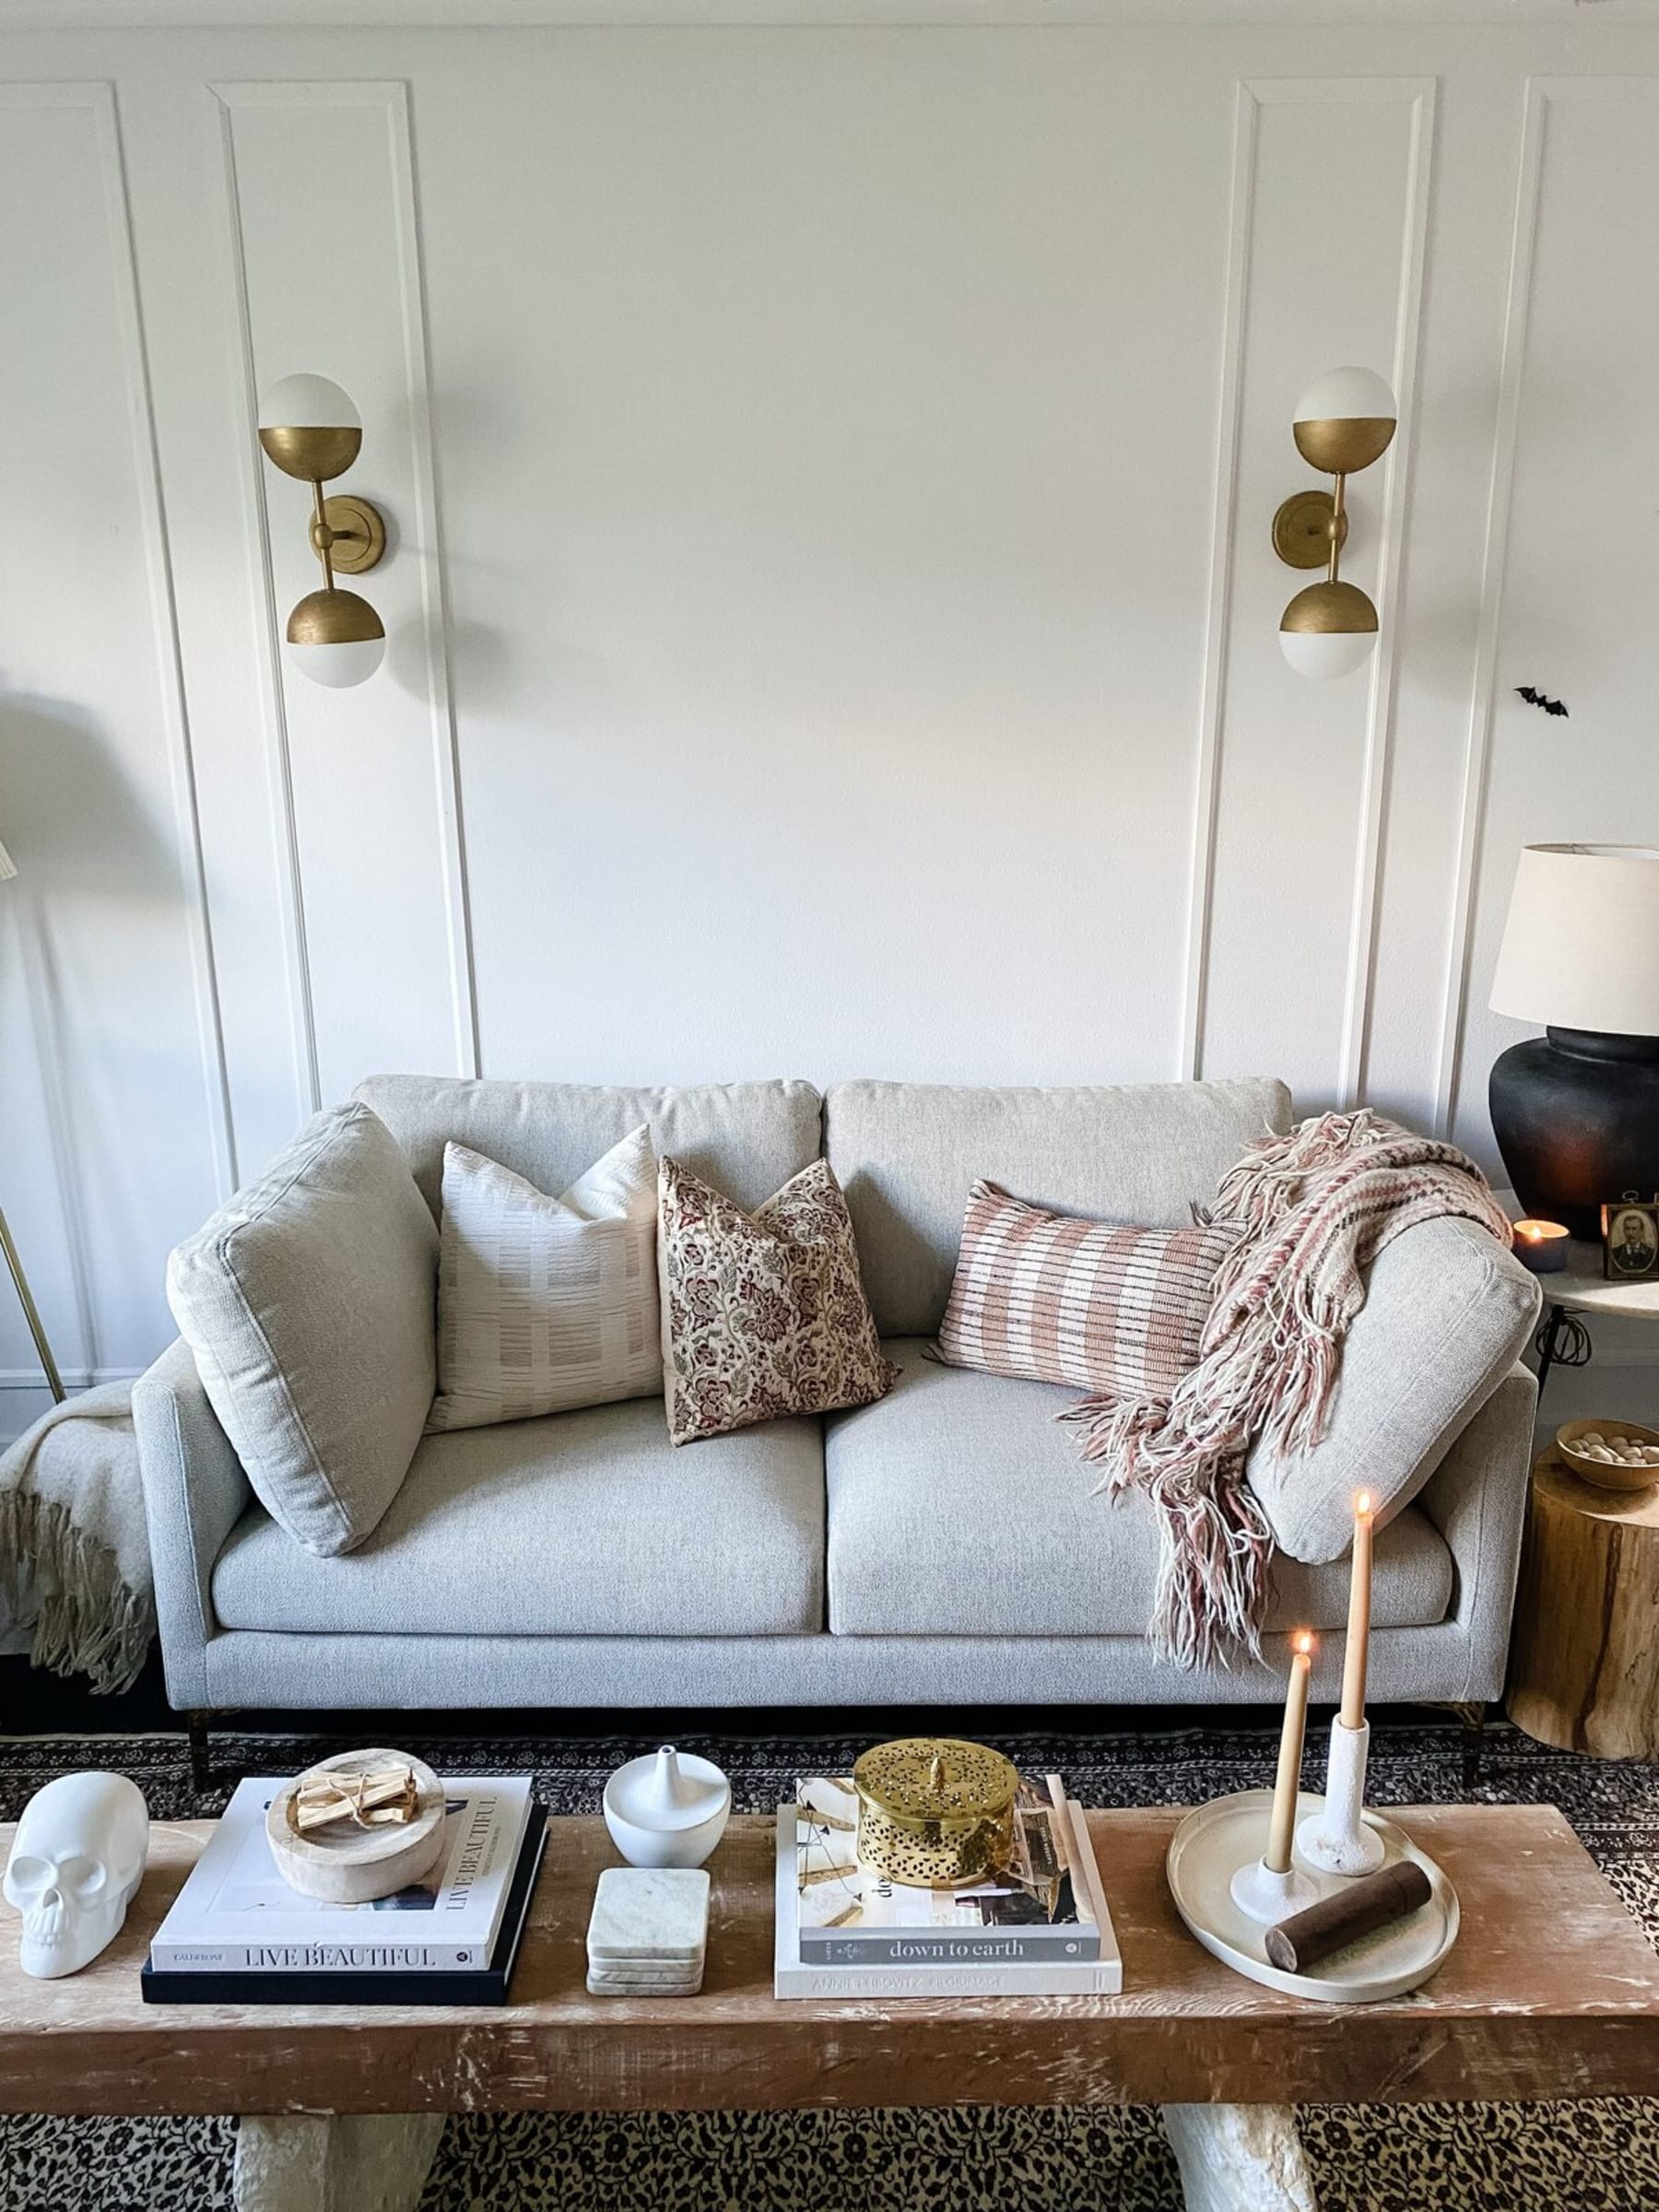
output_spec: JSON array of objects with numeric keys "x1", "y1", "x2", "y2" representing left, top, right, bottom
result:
[
  {"x1": 309, "y1": 493, "x2": 386, "y2": 576},
  {"x1": 1272, "y1": 488, "x2": 1350, "y2": 571}
]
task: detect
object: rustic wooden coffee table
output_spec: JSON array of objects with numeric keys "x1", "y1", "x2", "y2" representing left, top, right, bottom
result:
[{"x1": 4, "y1": 1806, "x2": 1657, "y2": 2212}]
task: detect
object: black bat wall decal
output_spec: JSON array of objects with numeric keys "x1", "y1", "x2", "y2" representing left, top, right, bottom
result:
[{"x1": 1515, "y1": 686, "x2": 1569, "y2": 718}]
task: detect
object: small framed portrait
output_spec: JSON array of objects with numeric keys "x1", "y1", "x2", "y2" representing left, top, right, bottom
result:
[{"x1": 1602, "y1": 1200, "x2": 1659, "y2": 1281}]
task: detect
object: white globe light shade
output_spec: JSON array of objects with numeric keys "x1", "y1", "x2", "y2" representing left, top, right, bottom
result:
[
  {"x1": 257, "y1": 373, "x2": 359, "y2": 431},
  {"x1": 288, "y1": 633, "x2": 386, "y2": 688},
  {"x1": 1293, "y1": 366, "x2": 1396, "y2": 427},
  {"x1": 1279, "y1": 627, "x2": 1377, "y2": 680}
]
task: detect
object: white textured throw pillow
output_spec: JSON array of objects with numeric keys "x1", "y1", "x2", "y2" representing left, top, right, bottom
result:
[
  {"x1": 427, "y1": 1126, "x2": 662, "y2": 1431},
  {"x1": 166, "y1": 1102, "x2": 438, "y2": 1558}
]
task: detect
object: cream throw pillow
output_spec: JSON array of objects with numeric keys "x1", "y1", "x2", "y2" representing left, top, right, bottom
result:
[{"x1": 427, "y1": 1126, "x2": 662, "y2": 1431}]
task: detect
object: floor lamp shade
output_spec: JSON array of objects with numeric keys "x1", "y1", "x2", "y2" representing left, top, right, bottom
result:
[{"x1": 1488, "y1": 844, "x2": 1659, "y2": 1237}]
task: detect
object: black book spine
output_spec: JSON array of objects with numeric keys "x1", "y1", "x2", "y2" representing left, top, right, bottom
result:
[{"x1": 142, "y1": 1808, "x2": 547, "y2": 2008}]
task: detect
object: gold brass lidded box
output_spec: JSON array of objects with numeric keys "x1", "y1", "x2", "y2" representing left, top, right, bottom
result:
[{"x1": 852, "y1": 1738, "x2": 1018, "y2": 1888}]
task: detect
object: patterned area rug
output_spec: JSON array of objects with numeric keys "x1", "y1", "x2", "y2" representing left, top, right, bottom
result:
[{"x1": 2, "y1": 1720, "x2": 1657, "y2": 2210}]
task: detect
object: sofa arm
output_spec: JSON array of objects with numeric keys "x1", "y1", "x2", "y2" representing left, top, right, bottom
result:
[
  {"x1": 1415, "y1": 1361, "x2": 1537, "y2": 1701},
  {"x1": 132, "y1": 1337, "x2": 252, "y2": 1707}
]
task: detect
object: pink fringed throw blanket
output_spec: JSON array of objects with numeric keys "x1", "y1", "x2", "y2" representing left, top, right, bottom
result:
[{"x1": 1063, "y1": 1109, "x2": 1514, "y2": 1670}]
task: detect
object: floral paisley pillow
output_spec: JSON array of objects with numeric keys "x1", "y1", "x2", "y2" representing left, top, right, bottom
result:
[{"x1": 657, "y1": 1156, "x2": 893, "y2": 1445}]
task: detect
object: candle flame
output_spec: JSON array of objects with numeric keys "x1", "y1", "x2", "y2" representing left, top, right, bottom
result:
[
  {"x1": 1357, "y1": 1489, "x2": 1372, "y2": 1517},
  {"x1": 1293, "y1": 1630, "x2": 1313, "y2": 1657}
]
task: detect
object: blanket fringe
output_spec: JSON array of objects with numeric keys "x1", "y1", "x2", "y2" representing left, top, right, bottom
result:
[
  {"x1": 1060, "y1": 1110, "x2": 1512, "y2": 1670},
  {"x1": 0, "y1": 1487, "x2": 155, "y2": 1696},
  {"x1": 1063, "y1": 1394, "x2": 1273, "y2": 1668}
]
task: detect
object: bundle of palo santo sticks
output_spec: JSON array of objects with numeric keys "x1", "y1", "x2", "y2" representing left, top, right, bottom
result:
[{"x1": 293, "y1": 1763, "x2": 419, "y2": 1833}]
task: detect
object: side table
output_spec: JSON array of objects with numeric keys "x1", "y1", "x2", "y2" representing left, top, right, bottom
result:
[
  {"x1": 1534, "y1": 1239, "x2": 1659, "y2": 1399},
  {"x1": 1508, "y1": 1445, "x2": 1659, "y2": 1758}
]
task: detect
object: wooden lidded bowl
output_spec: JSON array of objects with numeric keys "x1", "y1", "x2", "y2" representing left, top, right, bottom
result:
[
  {"x1": 266, "y1": 1747, "x2": 448, "y2": 1903},
  {"x1": 1557, "y1": 1419, "x2": 1659, "y2": 1494}
]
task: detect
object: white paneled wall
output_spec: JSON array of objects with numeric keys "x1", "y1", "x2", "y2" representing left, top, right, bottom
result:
[{"x1": 1, "y1": 18, "x2": 1656, "y2": 1434}]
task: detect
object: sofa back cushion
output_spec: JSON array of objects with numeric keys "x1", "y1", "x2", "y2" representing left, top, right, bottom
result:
[
  {"x1": 1244, "y1": 1215, "x2": 1541, "y2": 1564},
  {"x1": 355, "y1": 1076, "x2": 822, "y2": 1223},
  {"x1": 823, "y1": 1077, "x2": 1292, "y2": 1339},
  {"x1": 166, "y1": 1101, "x2": 438, "y2": 1557}
]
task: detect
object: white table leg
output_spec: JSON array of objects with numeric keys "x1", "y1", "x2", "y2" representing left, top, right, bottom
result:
[
  {"x1": 232, "y1": 2111, "x2": 446, "y2": 2212},
  {"x1": 1161, "y1": 2103, "x2": 1318, "y2": 2212}
]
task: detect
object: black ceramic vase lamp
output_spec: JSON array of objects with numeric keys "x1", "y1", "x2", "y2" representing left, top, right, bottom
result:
[{"x1": 1488, "y1": 844, "x2": 1659, "y2": 1241}]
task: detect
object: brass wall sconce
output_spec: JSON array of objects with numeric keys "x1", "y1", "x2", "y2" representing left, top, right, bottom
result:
[
  {"x1": 1272, "y1": 366, "x2": 1397, "y2": 680},
  {"x1": 256, "y1": 374, "x2": 388, "y2": 688}
]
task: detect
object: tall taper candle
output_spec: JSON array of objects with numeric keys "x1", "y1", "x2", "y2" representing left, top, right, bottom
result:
[
  {"x1": 1265, "y1": 1631, "x2": 1313, "y2": 1874},
  {"x1": 1339, "y1": 1491, "x2": 1375, "y2": 1731}
]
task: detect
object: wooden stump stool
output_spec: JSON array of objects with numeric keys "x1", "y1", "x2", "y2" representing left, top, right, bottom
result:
[{"x1": 1509, "y1": 1447, "x2": 1659, "y2": 1759}]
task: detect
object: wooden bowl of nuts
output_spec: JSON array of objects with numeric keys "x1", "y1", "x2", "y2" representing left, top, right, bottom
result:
[{"x1": 1557, "y1": 1420, "x2": 1659, "y2": 1492}]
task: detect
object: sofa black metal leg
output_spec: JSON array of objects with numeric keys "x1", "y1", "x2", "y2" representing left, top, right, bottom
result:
[
  {"x1": 1453, "y1": 1700, "x2": 1488, "y2": 1791},
  {"x1": 186, "y1": 1710, "x2": 213, "y2": 1796}
]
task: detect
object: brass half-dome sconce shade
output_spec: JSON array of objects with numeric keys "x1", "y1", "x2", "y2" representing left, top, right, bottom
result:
[
  {"x1": 1273, "y1": 366, "x2": 1396, "y2": 680},
  {"x1": 257, "y1": 374, "x2": 388, "y2": 688}
]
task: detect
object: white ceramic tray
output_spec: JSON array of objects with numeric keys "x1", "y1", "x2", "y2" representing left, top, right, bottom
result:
[{"x1": 1166, "y1": 1787, "x2": 1458, "y2": 2004}]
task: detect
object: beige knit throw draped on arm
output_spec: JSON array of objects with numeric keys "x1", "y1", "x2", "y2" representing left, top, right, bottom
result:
[{"x1": 1063, "y1": 1109, "x2": 1515, "y2": 1670}]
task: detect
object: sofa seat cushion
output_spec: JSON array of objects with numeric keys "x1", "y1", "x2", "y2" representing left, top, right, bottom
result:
[
  {"x1": 825, "y1": 1345, "x2": 1453, "y2": 1638},
  {"x1": 212, "y1": 1398, "x2": 825, "y2": 1638}
]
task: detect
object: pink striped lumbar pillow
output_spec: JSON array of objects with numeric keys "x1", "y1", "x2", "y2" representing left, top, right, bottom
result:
[{"x1": 935, "y1": 1182, "x2": 1234, "y2": 1399}]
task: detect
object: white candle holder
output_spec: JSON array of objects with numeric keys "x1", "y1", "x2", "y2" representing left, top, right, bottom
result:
[
  {"x1": 1296, "y1": 1718, "x2": 1386, "y2": 1877},
  {"x1": 1229, "y1": 1854, "x2": 1318, "y2": 1925}
]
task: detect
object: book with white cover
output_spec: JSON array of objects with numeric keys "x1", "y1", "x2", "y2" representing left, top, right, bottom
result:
[
  {"x1": 774, "y1": 1801, "x2": 1122, "y2": 1998},
  {"x1": 150, "y1": 1775, "x2": 533, "y2": 1972}
]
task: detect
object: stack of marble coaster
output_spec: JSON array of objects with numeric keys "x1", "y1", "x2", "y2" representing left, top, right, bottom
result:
[{"x1": 586, "y1": 1865, "x2": 710, "y2": 1996}]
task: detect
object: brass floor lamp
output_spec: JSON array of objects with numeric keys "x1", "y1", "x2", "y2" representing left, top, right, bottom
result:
[{"x1": 1, "y1": 835, "x2": 65, "y2": 1404}]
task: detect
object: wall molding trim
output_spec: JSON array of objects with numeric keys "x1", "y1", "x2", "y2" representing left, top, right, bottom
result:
[
  {"x1": 1335, "y1": 75, "x2": 1437, "y2": 1110},
  {"x1": 212, "y1": 77, "x2": 477, "y2": 1097},
  {"x1": 1432, "y1": 75, "x2": 1549, "y2": 1140},
  {"x1": 97, "y1": 77, "x2": 241, "y2": 1202},
  {"x1": 210, "y1": 80, "x2": 324, "y2": 1124},
  {"x1": 1184, "y1": 74, "x2": 1436, "y2": 1096},
  {"x1": 387, "y1": 78, "x2": 479, "y2": 1079},
  {"x1": 1178, "y1": 76, "x2": 1256, "y2": 1084}
]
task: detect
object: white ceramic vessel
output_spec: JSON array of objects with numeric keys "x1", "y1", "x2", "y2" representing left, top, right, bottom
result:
[
  {"x1": 1298, "y1": 1718, "x2": 1387, "y2": 1877},
  {"x1": 603, "y1": 1747, "x2": 731, "y2": 1869}
]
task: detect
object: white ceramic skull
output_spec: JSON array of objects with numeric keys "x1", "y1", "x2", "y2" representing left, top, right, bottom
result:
[{"x1": 4, "y1": 1772, "x2": 148, "y2": 1977}]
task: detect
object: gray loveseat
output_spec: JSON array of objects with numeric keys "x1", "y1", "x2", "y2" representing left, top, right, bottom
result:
[{"x1": 134, "y1": 1074, "x2": 1539, "y2": 1728}]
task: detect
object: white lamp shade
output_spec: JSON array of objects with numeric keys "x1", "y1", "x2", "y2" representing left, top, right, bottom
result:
[
  {"x1": 1490, "y1": 844, "x2": 1659, "y2": 1034},
  {"x1": 1278, "y1": 628, "x2": 1377, "y2": 679},
  {"x1": 288, "y1": 633, "x2": 386, "y2": 688},
  {"x1": 0, "y1": 837, "x2": 14, "y2": 881},
  {"x1": 1293, "y1": 365, "x2": 1397, "y2": 425},
  {"x1": 257, "y1": 373, "x2": 359, "y2": 432}
]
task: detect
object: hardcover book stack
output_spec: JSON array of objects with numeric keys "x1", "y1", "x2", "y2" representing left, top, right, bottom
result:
[
  {"x1": 774, "y1": 1773, "x2": 1120, "y2": 1997},
  {"x1": 143, "y1": 1775, "x2": 546, "y2": 2005}
]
